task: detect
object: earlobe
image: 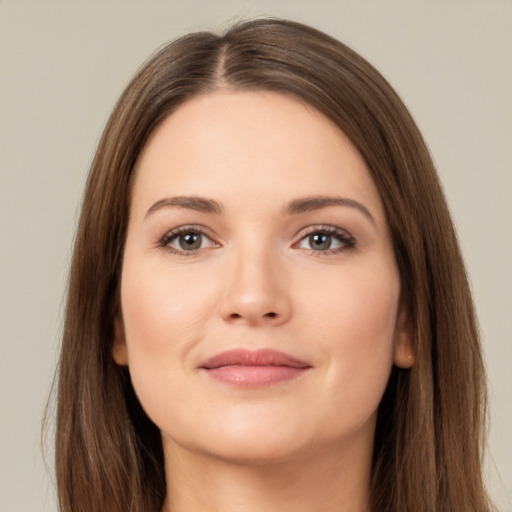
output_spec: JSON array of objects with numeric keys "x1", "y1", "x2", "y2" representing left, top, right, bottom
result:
[
  {"x1": 112, "y1": 316, "x2": 129, "y2": 366},
  {"x1": 394, "y1": 340, "x2": 415, "y2": 368},
  {"x1": 393, "y1": 304, "x2": 415, "y2": 369}
]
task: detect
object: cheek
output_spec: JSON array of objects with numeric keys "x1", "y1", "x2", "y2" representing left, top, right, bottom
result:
[
  {"x1": 301, "y1": 261, "x2": 400, "y2": 425},
  {"x1": 121, "y1": 260, "x2": 216, "y2": 351},
  {"x1": 301, "y1": 256, "x2": 400, "y2": 344},
  {"x1": 119, "y1": 261, "x2": 217, "y2": 415}
]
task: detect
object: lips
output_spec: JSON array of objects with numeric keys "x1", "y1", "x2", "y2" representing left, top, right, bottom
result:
[{"x1": 199, "y1": 348, "x2": 312, "y2": 387}]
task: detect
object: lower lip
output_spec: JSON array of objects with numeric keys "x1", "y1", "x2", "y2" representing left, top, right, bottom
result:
[{"x1": 202, "y1": 365, "x2": 309, "y2": 387}]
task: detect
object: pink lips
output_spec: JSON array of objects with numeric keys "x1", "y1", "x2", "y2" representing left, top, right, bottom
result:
[{"x1": 199, "y1": 348, "x2": 311, "y2": 387}]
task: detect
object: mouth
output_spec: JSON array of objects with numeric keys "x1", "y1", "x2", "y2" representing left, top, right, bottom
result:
[{"x1": 199, "y1": 348, "x2": 312, "y2": 387}]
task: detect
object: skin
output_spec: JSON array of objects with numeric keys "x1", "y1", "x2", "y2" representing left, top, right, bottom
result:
[{"x1": 113, "y1": 90, "x2": 414, "y2": 512}]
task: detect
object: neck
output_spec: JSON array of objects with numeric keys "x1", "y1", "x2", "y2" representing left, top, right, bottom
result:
[{"x1": 161, "y1": 438, "x2": 373, "y2": 512}]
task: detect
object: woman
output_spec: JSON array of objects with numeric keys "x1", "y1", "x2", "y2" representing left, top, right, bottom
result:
[{"x1": 55, "y1": 18, "x2": 492, "y2": 512}]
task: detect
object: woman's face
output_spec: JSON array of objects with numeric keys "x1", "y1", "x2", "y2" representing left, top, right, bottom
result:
[{"x1": 114, "y1": 90, "x2": 412, "y2": 464}]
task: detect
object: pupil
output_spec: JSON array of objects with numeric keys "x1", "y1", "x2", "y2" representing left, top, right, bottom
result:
[
  {"x1": 310, "y1": 233, "x2": 331, "y2": 250},
  {"x1": 179, "y1": 233, "x2": 201, "y2": 250}
]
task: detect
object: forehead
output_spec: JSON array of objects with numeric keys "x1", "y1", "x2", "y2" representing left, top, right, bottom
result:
[{"x1": 131, "y1": 90, "x2": 385, "y2": 223}]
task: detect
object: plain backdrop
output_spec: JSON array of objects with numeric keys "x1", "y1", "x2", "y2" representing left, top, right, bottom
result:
[{"x1": 1, "y1": 1, "x2": 511, "y2": 511}]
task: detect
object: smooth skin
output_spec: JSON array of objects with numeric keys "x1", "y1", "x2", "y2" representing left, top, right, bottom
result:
[{"x1": 113, "y1": 90, "x2": 414, "y2": 512}]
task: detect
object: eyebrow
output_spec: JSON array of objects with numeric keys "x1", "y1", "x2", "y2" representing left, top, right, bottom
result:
[
  {"x1": 284, "y1": 196, "x2": 376, "y2": 225},
  {"x1": 145, "y1": 196, "x2": 223, "y2": 218},
  {"x1": 145, "y1": 194, "x2": 375, "y2": 225}
]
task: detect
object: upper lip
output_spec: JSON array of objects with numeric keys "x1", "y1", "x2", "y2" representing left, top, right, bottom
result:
[{"x1": 199, "y1": 348, "x2": 311, "y2": 369}]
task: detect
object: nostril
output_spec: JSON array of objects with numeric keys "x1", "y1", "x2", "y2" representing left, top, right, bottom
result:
[{"x1": 265, "y1": 312, "x2": 277, "y2": 318}]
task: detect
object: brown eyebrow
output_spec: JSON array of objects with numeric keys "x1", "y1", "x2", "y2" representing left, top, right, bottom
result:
[
  {"x1": 145, "y1": 195, "x2": 375, "y2": 225},
  {"x1": 284, "y1": 196, "x2": 376, "y2": 225},
  {"x1": 145, "y1": 196, "x2": 223, "y2": 218}
]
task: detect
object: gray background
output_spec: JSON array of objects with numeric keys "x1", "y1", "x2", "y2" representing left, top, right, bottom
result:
[{"x1": 1, "y1": 1, "x2": 511, "y2": 511}]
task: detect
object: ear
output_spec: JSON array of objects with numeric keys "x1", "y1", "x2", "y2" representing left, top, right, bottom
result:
[
  {"x1": 112, "y1": 315, "x2": 129, "y2": 366},
  {"x1": 393, "y1": 303, "x2": 415, "y2": 369}
]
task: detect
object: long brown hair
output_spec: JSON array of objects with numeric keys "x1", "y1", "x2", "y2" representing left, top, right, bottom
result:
[{"x1": 55, "y1": 18, "x2": 492, "y2": 512}]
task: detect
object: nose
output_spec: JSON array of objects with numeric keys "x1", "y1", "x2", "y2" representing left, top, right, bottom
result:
[{"x1": 218, "y1": 246, "x2": 292, "y2": 327}]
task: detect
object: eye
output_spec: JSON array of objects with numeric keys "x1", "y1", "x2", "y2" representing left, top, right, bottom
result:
[
  {"x1": 295, "y1": 226, "x2": 355, "y2": 253},
  {"x1": 160, "y1": 226, "x2": 219, "y2": 254}
]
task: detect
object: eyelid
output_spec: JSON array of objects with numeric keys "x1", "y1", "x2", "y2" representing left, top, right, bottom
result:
[
  {"x1": 158, "y1": 224, "x2": 220, "y2": 254},
  {"x1": 157, "y1": 223, "x2": 355, "y2": 256},
  {"x1": 292, "y1": 224, "x2": 356, "y2": 253}
]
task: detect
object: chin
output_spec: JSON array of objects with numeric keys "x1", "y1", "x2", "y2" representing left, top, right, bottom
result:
[
  {"x1": 162, "y1": 415, "x2": 318, "y2": 466},
  {"x1": 197, "y1": 438, "x2": 312, "y2": 467}
]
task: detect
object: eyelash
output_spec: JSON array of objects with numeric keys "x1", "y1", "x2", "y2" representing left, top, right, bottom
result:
[
  {"x1": 158, "y1": 225, "x2": 218, "y2": 255},
  {"x1": 158, "y1": 224, "x2": 356, "y2": 256},
  {"x1": 292, "y1": 225, "x2": 356, "y2": 255}
]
